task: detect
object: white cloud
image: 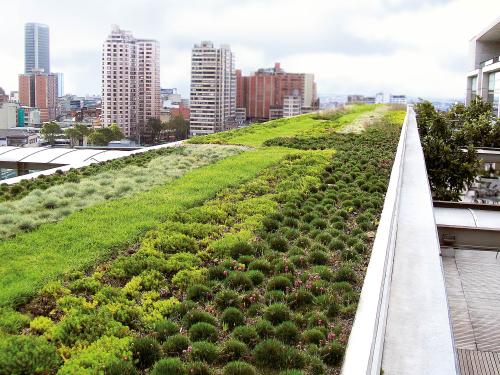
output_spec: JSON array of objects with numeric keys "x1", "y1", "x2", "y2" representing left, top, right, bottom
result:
[{"x1": 0, "y1": 0, "x2": 499, "y2": 99}]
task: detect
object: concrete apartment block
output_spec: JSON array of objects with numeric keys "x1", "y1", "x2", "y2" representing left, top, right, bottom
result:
[
  {"x1": 466, "y1": 17, "x2": 500, "y2": 115},
  {"x1": 283, "y1": 95, "x2": 302, "y2": 117},
  {"x1": 101, "y1": 25, "x2": 160, "y2": 139},
  {"x1": 189, "y1": 41, "x2": 236, "y2": 136},
  {"x1": 0, "y1": 103, "x2": 18, "y2": 129}
]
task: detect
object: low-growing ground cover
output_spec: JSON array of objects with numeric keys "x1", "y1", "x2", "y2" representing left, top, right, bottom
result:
[
  {"x1": 0, "y1": 146, "x2": 186, "y2": 203},
  {"x1": 188, "y1": 105, "x2": 378, "y2": 147},
  {"x1": 0, "y1": 145, "x2": 241, "y2": 239},
  {"x1": 0, "y1": 147, "x2": 292, "y2": 307},
  {"x1": 0, "y1": 108, "x2": 404, "y2": 374}
]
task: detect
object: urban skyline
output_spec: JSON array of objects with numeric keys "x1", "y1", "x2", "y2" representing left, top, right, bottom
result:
[{"x1": 1, "y1": 0, "x2": 499, "y2": 100}]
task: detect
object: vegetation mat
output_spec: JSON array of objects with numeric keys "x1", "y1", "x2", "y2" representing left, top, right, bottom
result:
[
  {"x1": 0, "y1": 108, "x2": 404, "y2": 375},
  {"x1": 0, "y1": 147, "x2": 290, "y2": 308}
]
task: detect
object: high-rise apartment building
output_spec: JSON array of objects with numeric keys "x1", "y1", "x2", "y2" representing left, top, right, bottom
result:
[
  {"x1": 236, "y1": 63, "x2": 318, "y2": 122},
  {"x1": 25, "y1": 23, "x2": 50, "y2": 74},
  {"x1": 18, "y1": 71, "x2": 57, "y2": 123},
  {"x1": 101, "y1": 25, "x2": 161, "y2": 140},
  {"x1": 189, "y1": 41, "x2": 236, "y2": 136}
]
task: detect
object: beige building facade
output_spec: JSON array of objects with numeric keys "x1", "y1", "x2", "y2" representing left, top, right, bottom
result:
[{"x1": 101, "y1": 25, "x2": 160, "y2": 139}]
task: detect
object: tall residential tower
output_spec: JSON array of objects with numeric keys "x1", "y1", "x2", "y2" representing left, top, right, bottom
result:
[
  {"x1": 189, "y1": 41, "x2": 236, "y2": 136},
  {"x1": 101, "y1": 25, "x2": 161, "y2": 140},
  {"x1": 24, "y1": 23, "x2": 50, "y2": 74}
]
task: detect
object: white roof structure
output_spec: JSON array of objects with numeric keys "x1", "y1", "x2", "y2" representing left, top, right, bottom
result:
[
  {"x1": 0, "y1": 141, "x2": 184, "y2": 185},
  {"x1": 434, "y1": 206, "x2": 500, "y2": 230},
  {"x1": 0, "y1": 147, "x2": 131, "y2": 165}
]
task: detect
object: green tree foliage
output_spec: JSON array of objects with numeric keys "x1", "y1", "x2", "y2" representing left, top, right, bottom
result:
[
  {"x1": 40, "y1": 122, "x2": 62, "y2": 145},
  {"x1": 168, "y1": 114, "x2": 190, "y2": 141},
  {"x1": 88, "y1": 124, "x2": 124, "y2": 146},
  {"x1": 147, "y1": 117, "x2": 167, "y2": 145},
  {"x1": 447, "y1": 98, "x2": 500, "y2": 147},
  {"x1": 64, "y1": 124, "x2": 91, "y2": 147},
  {"x1": 415, "y1": 100, "x2": 485, "y2": 201}
]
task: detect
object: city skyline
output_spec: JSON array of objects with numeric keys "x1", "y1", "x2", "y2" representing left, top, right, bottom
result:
[{"x1": 0, "y1": 0, "x2": 499, "y2": 99}]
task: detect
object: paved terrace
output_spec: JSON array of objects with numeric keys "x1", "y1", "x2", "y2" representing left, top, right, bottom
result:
[
  {"x1": 443, "y1": 249, "x2": 500, "y2": 374},
  {"x1": 436, "y1": 202, "x2": 500, "y2": 374}
]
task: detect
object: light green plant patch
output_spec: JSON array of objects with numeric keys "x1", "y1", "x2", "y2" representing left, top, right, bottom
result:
[
  {"x1": 188, "y1": 104, "x2": 379, "y2": 147},
  {"x1": 0, "y1": 145, "x2": 242, "y2": 239},
  {"x1": 0, "y1": 147, "x2": 292, "y2": 307}
]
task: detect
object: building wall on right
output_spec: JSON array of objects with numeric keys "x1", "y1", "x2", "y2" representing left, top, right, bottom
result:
[{"x1": 466, "y1": 17, "x2": 500, "y2": 116}]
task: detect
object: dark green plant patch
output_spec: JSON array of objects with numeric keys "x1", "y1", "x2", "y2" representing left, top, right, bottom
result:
[{"x1": 1, "y1": 109, "x2": 402, "y2": 374}]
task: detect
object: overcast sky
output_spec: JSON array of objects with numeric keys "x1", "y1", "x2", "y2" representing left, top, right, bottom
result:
[{"x1": 0, "y1": 0, "x2": 499, "y2": 99}]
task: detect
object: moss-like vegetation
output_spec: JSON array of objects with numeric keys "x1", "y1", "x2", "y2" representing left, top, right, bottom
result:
[
  {"x1": 0, "y1": 147, "x2": 292, "y2": 307},
  {"x1": 188, "y1": 104, "x2": 379, "y2": 147},
  {"x1": 0, "y1": 106, "x2": 404, "y2": 374},
  {"x1": 0, "y1": 145, "x2": 241, "y2": 239},
  {"x1": 0, "y1": 146, "x2": 188, "y2": 203}
]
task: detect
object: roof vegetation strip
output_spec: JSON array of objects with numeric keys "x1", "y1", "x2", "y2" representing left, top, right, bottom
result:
[{"x1": 0, "y1": 147, "x2": 290, "y2": 307}]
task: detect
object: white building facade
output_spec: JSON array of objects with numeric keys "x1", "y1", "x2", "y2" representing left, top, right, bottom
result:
[
  {"x1": 189, "y1": 41, "x2": 236, "y2": 136},
  {"x1": 0, "y1": 103, "x2": 18, "y2": 129},
  {"x1": 101, "y1": 25, "x2": 160, "y2": 139},
  {"x1": 466, "y1": 17, "x2": 500, "y2": 116},
  {"x1": 283, "y1": 95, "x2": 302, "y2": 117}
]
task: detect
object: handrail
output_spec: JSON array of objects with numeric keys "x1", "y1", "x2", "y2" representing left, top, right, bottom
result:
[{"x1": 341, "y1": 106, "x2": 409, "y2": 375}]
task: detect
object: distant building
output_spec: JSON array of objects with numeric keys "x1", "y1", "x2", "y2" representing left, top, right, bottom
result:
[
  {"x1": 0, "y1": 102, "x2": 18, "y2": 129},
  {"x1": 18, "y1": 70, "x2": 57, "y2": 123},
  {"x1": 25, "y1": 23, "x2": 50, "y2": 74},
  {"x1": 170, "y1": 105, "x2": 190, "y2": 120},
  {"x1": 347, "y1": 95, "x2": 376, "y2": 104},
  {"x1": 189, "y1": 41, "x2": 236, "y2": 136},
  {"x1": 269, "y1": 108, "x2": 283, "y2": 120},
  {"x1": 28, "y1": 108, "x2": 41, "y2": 126},
  {"x1": 0, "y1": 88, "x2": 8, "y2": 104},
  {"x1": 10, "y1": 91, "x2": 19, "y2": 102},
  {"x1": 235, "y1": 107, "x2": 246, "y2": 126},
  {"x1": 101, "y1": 25, "x2": 161, "y2": 140},
  {"x1": 283, "y1": 95, "x2": 302, "y2": 117},
  {"x1": 375, "y1": 92, "x2": 385, "y2": 104},
  {"x1": 54, "y1": 73, "x2": 64, "y2": 97},
  {"x1": 236, "y1": 63, "x2": 318, "y2": 122},
  {"x1": 389, "y1": 95, "x2": 407, "y2": 105},
  {"x1": 347, "y1": 95, "x2": 365, "y2": 104},
  {"x1": 0, "y1": 128, "x2": 39, "y2": 147},
  {"x1": 161, "y1": 88, "x2": 182, "y2": 105},
  {"x1": 466, "y1": 18, "x2": 500, "y2": 115}
]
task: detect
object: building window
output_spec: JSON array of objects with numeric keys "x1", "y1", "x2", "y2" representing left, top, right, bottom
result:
[{"x1": 488, "y1": 72, "x2": 500, "y2": 115}]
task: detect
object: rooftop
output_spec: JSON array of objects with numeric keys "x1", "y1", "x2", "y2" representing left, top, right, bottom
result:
[{"x1": 0, "y1": 105, "x2": 498, "y2": 374}]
